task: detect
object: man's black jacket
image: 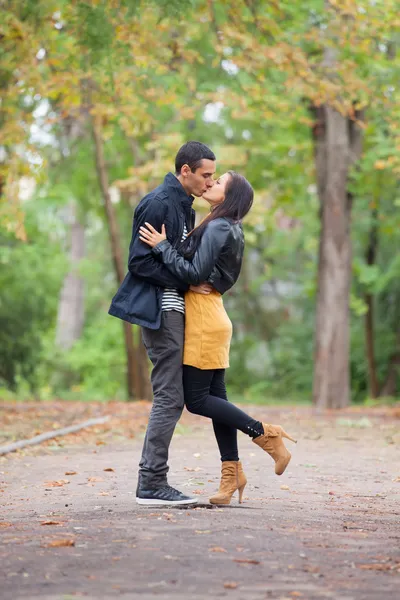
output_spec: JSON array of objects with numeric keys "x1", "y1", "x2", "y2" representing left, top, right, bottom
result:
[{"x1": 108, "y1": 173, "x2": 195, "y2": 329}]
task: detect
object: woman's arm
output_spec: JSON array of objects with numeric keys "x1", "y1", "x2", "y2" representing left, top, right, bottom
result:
[
  {"x1": 128, "y1": 200, "x2": 189, "y2": 290},
  {"x1": 150, "y1": 219, "x2": 231, "y2": 286}
]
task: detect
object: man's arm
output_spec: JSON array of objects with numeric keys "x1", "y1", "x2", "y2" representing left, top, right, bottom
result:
[
  {"x1": 128, "y1": 198, "x2": 189, "y2": 291},
  {"x1": 151, "y1": 219, "x2": 231, "y2": 285}
]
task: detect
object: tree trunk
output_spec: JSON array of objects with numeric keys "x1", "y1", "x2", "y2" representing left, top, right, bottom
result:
[
  {"x1": 379, "y1": 327, "x2": 400, "y2": 397},
  {"x1": 126, "y1": 134, "x2": 152, "y2": 400},
  {"x1": 91, "y1": 116, "x2": 138, "y2": 400},
  {"x1": 365, "y1": 294, "x2": 379, "y2": 398},
  {"x1": 364, "y1": 207, "x2": 379, "y2": 398},
  {"x1": 311, "y1": 104, "x2": 364, "y2": 409},
  {"x1": 56, "y1": 202, "x2": 85, "y2": 350}
]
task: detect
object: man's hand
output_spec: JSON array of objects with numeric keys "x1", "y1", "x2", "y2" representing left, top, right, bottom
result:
[{"x1": 190, "y1": 283, "x2": 213, "y2": 295}]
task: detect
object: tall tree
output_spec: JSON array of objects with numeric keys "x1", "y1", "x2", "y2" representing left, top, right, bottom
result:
[
  {"x1": 311, "y1": 102, "x2": 364, "y2": 408},
  {"x1": 91, "y1": 115, "x2": 139, "y2": 400},
  {"x1": 55, "y1": 202, "x2": 85, "y2": 351}
]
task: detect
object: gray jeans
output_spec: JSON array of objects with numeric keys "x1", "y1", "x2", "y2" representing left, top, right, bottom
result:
[{"x1": 138, "y1": 311, "x2": 185, "y2": 489}]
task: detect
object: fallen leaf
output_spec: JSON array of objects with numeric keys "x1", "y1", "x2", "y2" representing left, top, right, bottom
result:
[
  {"x1": 104, "y1": 468, "x2": 114, "y2": 472},
  {"x1": 44, "y1": 480, "x2": 69, "y2": 487},
  {"x1": 43, "y1": 539, "x2": 75, "y2": 548},
  {"x1": 209, "y1": 547, "x2": 227, "y2": 553},
  {"x1": 290, "y1": 593, "x2": 304, "y2": 597},
  {"x1": 280, "y1": 485, "x2": 290, "y2": 491},
  {"x1": 0, "y1": 522, "x2": 11, "y2": 528},
  {"x1": 65, "y1": 471, "x2": 77, "y2": 476},
  {"x1": 224, "y1": 582, "x2": 239, "y2": 589},
  {"x1": 233, "y1": 558, "x2": 260, "y2": 565},
  {"x1": 303, "y1": 565, "x2": 319, "y2": 573},
  {"x1": 40, "y1": 521, "x2": 63, "y2": 526},
  {"x1": 357, "y1": 563, "x2": 392, "y2": 571},
  {"x1": 99, "y1": 492, "x2": 110, "y2": 496},
  {"x1": 87, "y1": 477, "x2": 104, "y2": 483},
  {"x1": 195, "y1": 530, "x2": 211, "y2": 534},
  {"x1": 328, "y1": 491, "x2": 335, "y2": 496}
]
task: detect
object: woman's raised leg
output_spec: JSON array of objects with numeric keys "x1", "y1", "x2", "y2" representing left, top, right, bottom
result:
[{"x1": 183, "y1": 365, "x2": 296, "y2": 477}]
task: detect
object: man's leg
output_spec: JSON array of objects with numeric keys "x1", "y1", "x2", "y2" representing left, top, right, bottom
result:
[{"x1": 138, "y1": 311, "x2": 185, "y2": 489}]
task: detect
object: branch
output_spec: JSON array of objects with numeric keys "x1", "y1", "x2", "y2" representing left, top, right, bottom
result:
[{"x1": 0, "y1": 416, "x2": 110, "y2": 456}]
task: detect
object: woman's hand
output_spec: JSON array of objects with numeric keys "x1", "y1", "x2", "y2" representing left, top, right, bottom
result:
[
  {"x1": 190, "y1": 283, "x2": 213, "y2": 295},
  {"x1": 139, "y1": 222, "x2": 167, "y2": 248}
]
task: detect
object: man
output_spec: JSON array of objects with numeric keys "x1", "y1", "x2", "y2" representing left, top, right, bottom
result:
[{"x1": 109, "y1": 141, "x2": 216, "y2": 505}]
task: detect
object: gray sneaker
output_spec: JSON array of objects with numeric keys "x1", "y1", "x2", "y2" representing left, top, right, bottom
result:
[{"x1": 136, "y1": 485, "x2": 198, "y2": 506}]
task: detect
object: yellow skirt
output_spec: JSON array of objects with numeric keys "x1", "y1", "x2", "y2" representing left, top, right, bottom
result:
[{"x1": 183, "y1": 290, "x2": 232, "y2": 370}]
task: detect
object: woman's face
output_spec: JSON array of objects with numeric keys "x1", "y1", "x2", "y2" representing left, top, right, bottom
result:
[{"x1": 202, "y1": 172, "x2": 231, "y2": 207}]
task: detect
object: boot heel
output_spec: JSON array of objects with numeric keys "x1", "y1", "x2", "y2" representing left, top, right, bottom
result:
[
  {"x1": 281, "y1": 429, "x2": 297, "y2": 444},
  {"x1": 238, "y1": 484, "x2": 246, "y2": 504}
]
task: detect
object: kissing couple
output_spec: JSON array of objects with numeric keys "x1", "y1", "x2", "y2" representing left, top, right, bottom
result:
[{"x1": 109, "y1": 141, "x2": 296, "y2": 506}]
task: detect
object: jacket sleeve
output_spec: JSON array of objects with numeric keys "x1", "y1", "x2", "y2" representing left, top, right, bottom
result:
[
  {"x1": 128, "y1": 197, "x2": 189, "y2": 291},
  {"x1": 207, "y1": 265, "x2": 223, "y2": 286},
  {"x1": 152, "y1": 219, "x2": 231, "y2": 285}
]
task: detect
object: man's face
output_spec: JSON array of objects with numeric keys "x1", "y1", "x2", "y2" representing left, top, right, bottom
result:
[{"x1": 182, "y1": 159, "x2": 216, "y2": 197}]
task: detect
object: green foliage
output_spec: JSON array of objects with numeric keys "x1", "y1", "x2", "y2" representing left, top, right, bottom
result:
[
  {"x1": 47, "y1": 317, "x2": 127, "y2": 401},
  {"x1": 0, "y1": 215, "x2": 66, "y2": 392},
  {"x1": 76, "y1": 2, "x2": 115, "y2": 59}
]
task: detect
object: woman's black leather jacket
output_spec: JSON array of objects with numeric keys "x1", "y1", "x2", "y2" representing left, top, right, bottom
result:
[{"x1": 152, "y1": 217, "x2": 244, "y2": 295}]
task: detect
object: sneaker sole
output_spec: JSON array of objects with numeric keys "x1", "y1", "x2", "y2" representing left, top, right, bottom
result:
[{"x1": 135, "y1": 497, "x2": 198, "y2": 506}]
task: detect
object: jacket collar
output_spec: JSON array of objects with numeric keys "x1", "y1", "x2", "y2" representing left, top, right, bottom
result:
[{"x1": 164, "y1": 172, "x2": 194, "y2": 208}]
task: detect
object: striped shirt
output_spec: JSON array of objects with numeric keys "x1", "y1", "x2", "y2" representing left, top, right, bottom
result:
[{"x1": 161, "y1": 222, "x2": 188, "y2": 314}]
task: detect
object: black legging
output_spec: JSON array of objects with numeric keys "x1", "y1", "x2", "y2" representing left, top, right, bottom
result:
[{"x1": 183, "y1": 366, "x2": 263, "y2": 462}]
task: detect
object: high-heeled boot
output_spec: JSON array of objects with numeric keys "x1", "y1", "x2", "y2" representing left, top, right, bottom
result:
[
  {"x1": 252, "y1": 423, "x2": 297, "y2": 475},
  {"x1": 209, "y1": 460, "x2": 247, "y2": 505}
]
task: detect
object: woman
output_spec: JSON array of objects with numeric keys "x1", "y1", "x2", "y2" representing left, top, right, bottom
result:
[{"x1": 139, "y1": 171, "x2": 296, "y2": 505}]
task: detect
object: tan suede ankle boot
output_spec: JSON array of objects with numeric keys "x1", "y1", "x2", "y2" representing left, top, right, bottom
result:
[
  {"x1": 209, "y1": 461, "x2": 247, "y2": 505},
  {"x1": 252, "y1": 423, "x2": 297, "y2": 475}
]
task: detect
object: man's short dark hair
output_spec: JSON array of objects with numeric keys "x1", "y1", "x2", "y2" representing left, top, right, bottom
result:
[{"x1": 175, "y1": 141, "x2": 216, "y2": 174}]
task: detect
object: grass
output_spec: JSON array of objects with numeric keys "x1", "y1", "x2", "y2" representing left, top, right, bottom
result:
[{"x1": 1, "y1": 387, "x2": 397, "y2": 408}]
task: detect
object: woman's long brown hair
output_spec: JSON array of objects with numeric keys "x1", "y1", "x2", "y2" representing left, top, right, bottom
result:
[{"x1": 180, "y1": 171, "x2": 254, "y2": 259}]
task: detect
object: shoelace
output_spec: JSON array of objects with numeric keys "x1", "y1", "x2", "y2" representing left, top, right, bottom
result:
[{"x1": 163, "y1": 485, "x2": 180, "y2": 495}]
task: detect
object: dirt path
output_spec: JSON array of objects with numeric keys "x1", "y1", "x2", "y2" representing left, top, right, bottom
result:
[{"x1": 1, "y1": 406, "x2": 399, "y2": 600}]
